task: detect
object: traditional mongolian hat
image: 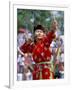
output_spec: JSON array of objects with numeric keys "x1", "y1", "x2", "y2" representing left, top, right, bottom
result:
[{"x1": 34, "y1": 24, "x2": 45, "y2": 32}]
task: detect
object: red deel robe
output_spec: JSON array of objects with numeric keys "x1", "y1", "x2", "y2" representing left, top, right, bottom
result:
[{"x1": 20, "y1": 30, "x2": 55, "y2": 80}]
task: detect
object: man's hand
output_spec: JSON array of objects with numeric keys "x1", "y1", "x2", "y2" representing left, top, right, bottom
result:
[{"x1": 51, "y1": 19, "x2": 58, "y2": 32}]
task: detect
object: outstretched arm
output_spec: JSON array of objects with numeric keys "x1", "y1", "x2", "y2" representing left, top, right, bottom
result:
[
  {"x1": 44, "y1": 30, "x2": 56, "y2": 47},
  {"x1": 45, "y1": 18, "x2": 58, "y2": 47}
]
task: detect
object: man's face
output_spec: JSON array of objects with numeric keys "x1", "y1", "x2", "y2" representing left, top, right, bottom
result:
[{"x1": 35, "y1": 29, "x2": 45, "y2": 39}]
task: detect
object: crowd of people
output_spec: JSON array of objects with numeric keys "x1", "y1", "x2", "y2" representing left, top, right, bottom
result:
[{"x1": 17, "y1": 19, "x2": 64, "y2": 80}]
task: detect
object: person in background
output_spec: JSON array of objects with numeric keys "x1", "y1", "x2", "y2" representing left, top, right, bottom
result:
[
  {"x1": 53, "y1": 37, "x2": 64, "y2": 79},
  {"x1": 58, "y1": 37, "x2": 64, "y2": 78},
  {"x1": 17, "y1": 27, "x2": 34, "y2": 80},
  {"x1": 23, "y1": 53, "x2": 33, "y2": 80},
  {"x1": 17, "y1": 26, "x2": 26, "y2": 47},
  {"x1": 50, "y1": 19, "x2": 64, "y2": 79}
]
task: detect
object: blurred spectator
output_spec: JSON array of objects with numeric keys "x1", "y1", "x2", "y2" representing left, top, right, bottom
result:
[
  {"x1": 17, "y1": 54, "x2": 25, "y2": 80},
  {"x1": 53, "y1": 36, "x2": 64, "y2": 79},
  {"x1": 17, "y1": 27, "x2": 26, "y2": 47},
  {"x1": 50, "y1": 20, "x2": 64, "y2": 79}
]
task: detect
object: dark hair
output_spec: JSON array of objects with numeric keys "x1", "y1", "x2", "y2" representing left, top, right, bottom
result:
[{"x1": 34, "y1": 24, "x2": 45, "y2": 32}]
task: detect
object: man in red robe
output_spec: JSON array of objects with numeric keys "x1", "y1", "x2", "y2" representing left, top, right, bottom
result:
[{"x1": 18, "y1": 20, "x2": 58, "y2": 80}]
